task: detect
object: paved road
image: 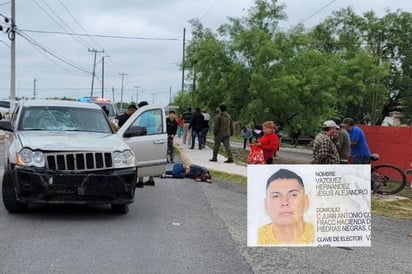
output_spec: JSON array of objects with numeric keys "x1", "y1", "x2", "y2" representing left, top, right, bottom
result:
[
  {"x1": 0, "y1": 178, "x2": 253, "y2": 274},
  {"x1": 0, "y1": 140, "x2": 411, "y2": 273}
]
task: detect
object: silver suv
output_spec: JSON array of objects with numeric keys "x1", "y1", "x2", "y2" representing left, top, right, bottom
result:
[{"x1": 0, "y1": 100, "x2": 167, "y2": 214}]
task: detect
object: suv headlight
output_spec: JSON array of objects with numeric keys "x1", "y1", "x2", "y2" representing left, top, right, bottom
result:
[
  {"x1": 113, "y1": 149, "x2": 135, "y2": 168},
  {"x1": 17, "y1": 148, "x2": 45, "y2": 167}
]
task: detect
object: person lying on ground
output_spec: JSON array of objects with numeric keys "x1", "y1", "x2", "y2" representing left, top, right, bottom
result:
[{"x1": 160, "y1": 162, "x2": 212, "y2": 183}]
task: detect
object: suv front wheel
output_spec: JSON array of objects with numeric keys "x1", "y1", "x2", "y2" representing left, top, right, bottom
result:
[{"x1": 2, "y1": 170, "x2": 28, "y2": 213}]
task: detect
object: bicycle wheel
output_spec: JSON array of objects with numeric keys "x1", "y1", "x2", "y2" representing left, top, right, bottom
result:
[{"x1": 371, "y1": 164, "x2": 407, "y2": 195}]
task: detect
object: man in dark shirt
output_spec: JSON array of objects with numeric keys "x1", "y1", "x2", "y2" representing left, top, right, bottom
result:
[
  {"x1": 117, "y1": 104, "x2": 137, "y2": 127},
  {"x1": 210, "y1": 104, "x2": 234, "y2": 163},
  {"x1": 189, "y1": 107, "x2": 204, "y2": 150},
  {"x1": 166, "y1": 110, "x2": 178, "y2": 162}
]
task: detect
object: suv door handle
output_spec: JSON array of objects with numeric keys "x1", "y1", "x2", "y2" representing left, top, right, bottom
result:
[{"x1": 153, "y1": 139, "x2": 165, "y2": 144}]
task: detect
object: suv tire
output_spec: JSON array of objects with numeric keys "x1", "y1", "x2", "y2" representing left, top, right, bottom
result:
[
  {"x1": 111, "y1": 203, "x2": 129, "y2": 214},
  {"x1": 2, "y1": 170, "x2": 28, "y2": 213}
]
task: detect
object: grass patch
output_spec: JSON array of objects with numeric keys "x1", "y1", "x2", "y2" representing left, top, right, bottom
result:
[
  {"x1": 209, "y1": 169, "x2": 247, "y2": 185},
  {"x1": 372, "y1": 198, "x2": 412, "y2": 219},
  {"x1": 394, "y1": 184, "x2": 412, "y2": 200}
]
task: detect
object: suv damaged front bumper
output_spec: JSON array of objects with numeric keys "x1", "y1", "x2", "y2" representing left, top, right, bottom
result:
[{"x1": 12, "y1": 166, "x2": 137, "y2": 205}]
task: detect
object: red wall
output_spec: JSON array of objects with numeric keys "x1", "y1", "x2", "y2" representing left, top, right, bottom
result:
[{"x1": 359, "y1": 125, "x2": 411, "y2": 172}]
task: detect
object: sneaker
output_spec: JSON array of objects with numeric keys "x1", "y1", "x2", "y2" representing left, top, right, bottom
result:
[
  {"x1": 209, "y1": 158, "x2": 217, "y2": 162},
  {"x1": 224, "y1": 159, "x2": 234, "y2": 163},
  {"x1": 372, "y1": 181, "x2": 381, "y2": 193},
  {"x1": 194, "y1": 178, "x2": 201, "y2": 182},
  {"x1": 160, "y1": 174, "x2": 166, "y2": 179},
  {"x1": 136, "y1": 181, "x2": 144, "y2": 188},
  {"x1": 205, "y1": 179, "x2": 212, "y2": 183}
]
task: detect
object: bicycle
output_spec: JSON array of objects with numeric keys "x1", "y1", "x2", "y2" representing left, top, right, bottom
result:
[
  {"x1": 403, "y1": 168, "x2": 412, "y2": 193},
  {"x1": 370, "y1": 153, "x2": 407, "y2": 195}
]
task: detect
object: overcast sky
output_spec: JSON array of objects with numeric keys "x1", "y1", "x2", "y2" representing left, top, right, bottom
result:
[{"x1": 0, "y1": 0, "x2": 411, "y2": 107}]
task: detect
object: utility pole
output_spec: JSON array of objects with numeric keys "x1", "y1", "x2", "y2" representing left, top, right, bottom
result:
[
  {"x1": 181, "y1": 28, "x2": 186, "y2": 93},
  {"x1": 169, "y1": 86, "x2": 172, "y2": 105},
  {"x1": 371, "y1": 32, "x2": 382, "y2": 125},
  {"x1": 10, "y1": 0, "x2": 16, "y2": 111},
  {"x1": 88, "y1": 48, "x2": 104, "y2": 97},
  {"x1": 33, "y1": 78, "x2": 36, "y2": 99},
  {"x1": 112, "y1": 87, "x2": 115, "y2": 102},
  {"x1": 101, "y1": 55, "x2": 109, "y2": 97},
  {"x1": 119, "y1": 73, "x2": 127, "y2": 109},
  {"x1": 134, "y1": 86, "x2": 140, "y2": 104}
]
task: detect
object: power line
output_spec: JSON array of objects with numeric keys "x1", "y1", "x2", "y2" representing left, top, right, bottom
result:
[
  {"x1": 301, "y1": 0, "x2": 338, "y2": 23},
  {"x1": 56, "y1": 0, "x2": 124, "y2": 81},
  {"x1": 41, "y1": 0, "x2": 96, "y2": 49},
  {"x1": 34, "y1": 0, "x2": 121, "y2": 79},
  {"x1": 200, "y1": 0, "x2": 219, "y2": 21},
  {"x1": 0, "y1": 40, "x2": 10, "y2": 48},
  {"x1": 238, "y1": 0, "x2": 255, "y2": 18},
  {"x1": 57, "y1": 0, "x2": 104, "y2": 51},
  {"x1": 18, "y1": 31, "x2": 92, "y2": 74},
  {"x1": 19, "y1": 29, "x2": 182, "y2": 41},
  {"x1": 31, "y1": 0, "x2": 93, "y2": 49}
]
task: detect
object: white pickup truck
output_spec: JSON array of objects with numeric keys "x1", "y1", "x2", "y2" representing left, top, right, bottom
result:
[{"x1": 0, "y1": 100, "x2": 167, "y2": 214}]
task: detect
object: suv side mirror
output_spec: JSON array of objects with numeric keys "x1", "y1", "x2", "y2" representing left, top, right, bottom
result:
[
  {"x1": 123, "y1": 126, "x2": 147, "y2": 138},
  {"x1": 0, "y1": 121, "x2": 13, "y2": 132}
]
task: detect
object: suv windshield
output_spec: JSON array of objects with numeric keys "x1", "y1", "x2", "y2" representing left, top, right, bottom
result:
[{"x1": 19, "y1": 106, "x2": 112, "y2": 133}]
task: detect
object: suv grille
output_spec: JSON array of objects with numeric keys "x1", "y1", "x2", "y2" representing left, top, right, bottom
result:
[{"x1": 46, "y1": 152, "x2": 113, "y2": 171}]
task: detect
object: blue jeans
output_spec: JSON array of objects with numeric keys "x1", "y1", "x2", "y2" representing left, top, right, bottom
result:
[
  {"x1": 190, "y1": 130, "x2": 203, "y2": 149},
  {"x1": 201, "y1": 127, "x2": 209, "y2": 148},
  {"x1": 353, "y1": 156, "x2": 377, "y2": 190},
  {"x1": 353, "y1": 156, "x2": 370, "y2": 165}
]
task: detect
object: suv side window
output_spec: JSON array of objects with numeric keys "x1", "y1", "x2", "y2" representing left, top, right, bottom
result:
[{"x1": 131, "y1": 109, "x2": 164, "y2": 135}]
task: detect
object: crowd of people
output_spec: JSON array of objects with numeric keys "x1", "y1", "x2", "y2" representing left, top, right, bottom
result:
[
  {"x1": 112, "y1": 99, "x2": 376, "y2": 189},
  {"x1": 312, "y1": 117, "x2": 371, "y2": 166},
  {"x1": 312, "y1": 117, "x2": 379, "y2": 191}
]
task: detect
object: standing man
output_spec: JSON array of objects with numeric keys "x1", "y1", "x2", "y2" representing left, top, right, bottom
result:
[
  {"x1": 312, "y1": 120, "x2": 340, "y2": 164},
  {"x1": 189, "y1": 107, "x2": 204, "y2": 150},
  {"x1": 117, "y1": 104, "x2": 137, "y2": 127},
  {"x1": 166, "y1": 110, "x2": 178, "y2": 163},
  {"x1": 342, "y1": 118, "x2": 379, "y2": 191},
  {"x1": 182, "y1": 107, "x2": 193, "y2": 145},
  {"x1": 342, "y1": 118, "x2": 371, "y2": 164},
  {"x1": 332, "y1": 118, "x2": 351, "y2": 164},
  {"x1": 201, "y1": 108, "x2": 210, "y2": 149},
  {"x1": 210, "y1": 104, "x2": 234, "y2": 163}
]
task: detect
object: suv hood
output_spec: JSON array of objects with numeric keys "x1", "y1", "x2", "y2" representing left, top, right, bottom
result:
[{"x1": 17, "y1": 131, "x2": 130, "y2": 152}]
